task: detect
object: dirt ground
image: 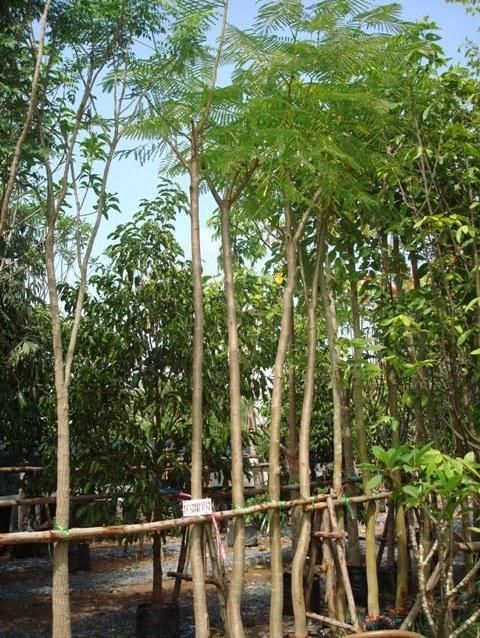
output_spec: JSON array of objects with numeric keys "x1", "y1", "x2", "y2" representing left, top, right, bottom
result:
[{"x1": 0, "y1": 534, "x2": 314, "y2": 638}]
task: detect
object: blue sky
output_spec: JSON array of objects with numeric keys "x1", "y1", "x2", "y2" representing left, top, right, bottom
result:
[{"x1": 93, "y1": 1, "x2": 479, "y2": 273}]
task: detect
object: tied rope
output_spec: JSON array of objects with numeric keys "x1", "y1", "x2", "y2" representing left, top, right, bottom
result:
[
  {"x1": 343, "y1": 496, "x2": 354, "y2": 521},
  {"x1": 210, "y1": 508, "x2": 226, "y2": 563},
  {"x1": 53, "y1": 522, "x2": 70, "y2": 537}
]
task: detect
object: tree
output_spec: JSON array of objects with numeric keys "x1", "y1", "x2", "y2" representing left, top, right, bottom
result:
[
  {"x1": 71, "y1": 190, "x2": 194, "y2": 606},
  {"x1": 4, "y1": 2, "x2": 166, "y2": 635}
]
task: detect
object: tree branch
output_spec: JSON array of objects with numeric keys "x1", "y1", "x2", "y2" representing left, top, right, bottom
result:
[{"x1": 0, "y1": 0, "x2": 52, "y2": 237}]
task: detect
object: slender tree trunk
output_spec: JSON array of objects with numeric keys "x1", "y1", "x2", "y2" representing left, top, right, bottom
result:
[
  {"x1": 287, "y1": 307, "x2": 299, "y2": 491},
  {"x1": 152, "y1": 503, "x2": 163, "y2": 606},
  {"x1": 349, "y1": 272, "x2": 380, "y2": 618},
  {"x1": 269, "y1": 213, "x2": 296, "y2": 638},
  {"x1": 220, "y1": 200, "x2": 245, "y2": 638},
  {"x1": 269, "y1": 196, "x2": 312, "y2": 637},
  {"x1": 319, "y1": 251, "x2": 346, "y2": 622},
  {"x1": 189, "y1": 135, "x2": 209, "y2": 637},
  {"x1": 287, "y1": 307, "x2": 302, "y2": 551},
  {"x1": 386, "y1": 363, "x2": 409, "y2": 610},
  {"x1": 322, "y1": 508, "x2": 337, "y2": 619},
  {"x1": 45, "y1": 215, "x2": 71, "y2": 638},
  {"x1": 380, "y1": 233, "x2": 411, "y2": 609},
  {"x1": 341, "y1": 403, "x2": 361, "y2": 567},
  {"x1": 292, "y1": 216, "x2": 323, "y2": 638}
]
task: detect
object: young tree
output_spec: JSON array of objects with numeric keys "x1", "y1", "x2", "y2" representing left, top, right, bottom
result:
[{"x1": 6, "y1": 3, "x2": 166, "y2": 635}]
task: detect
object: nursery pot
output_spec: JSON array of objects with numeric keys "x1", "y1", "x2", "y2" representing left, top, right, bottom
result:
[
  {"x1": 11, "y1": 542, "x2": 48, "y2": 559},
  {"x1": 282, "y1": 570, "x2": 321, "y2": 616},
  {"x1": 378, "y1": 563, "x2": 396, "y2": 604},
  {"x1": 348, "y1": 563, "x2": 397, "y2": 607},
  {"x1": 11, "y1": 543, "x2": 35, "y2": 559},
  {"x1": 69, "y1": 542, "x2": 91, "y2": 572},
  {"x1": 227, "y1": 520, "x2": 258, "y2": 547},
  {"x1": 136, "y1": 603, "x2": 180, "y2": 638},
  {"x1": 348, "y1": 564, "x2": 368, "y2": 607}
]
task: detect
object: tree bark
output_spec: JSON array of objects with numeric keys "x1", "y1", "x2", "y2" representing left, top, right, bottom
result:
[
  {"x1": 292, "y1": 216, "x2": 323, "y2": 638},
  {"x1": 188, "y1": 135, "x2": 209, "y2": 638},
  {"x1": 287, "y1": 307, "x2": 301, "y2": 551},
  {"x1": 268, "y1": 198, "x2": 311, "y2": 637},
  {"x1": 350, "y1": 271, "x2": 380, "y2": 618},
  {"x1": 269, "y1": 208, "x2": 296, "y2": 638},
  {"x1": 152, "y1": 531, "x2": 163, "y2": 605},
  {"x1": 386, "y1": 363, "x2": 409, "y2": 610},
  {"x1": 220, "y1": 199, "x2": 245, "y2": 638},
  {"x1": 318, "y1": 251, "x2": 347, "y2": 621},
  {"x1": 45, "y1": 195, "x2": 71, "y2": 638}
]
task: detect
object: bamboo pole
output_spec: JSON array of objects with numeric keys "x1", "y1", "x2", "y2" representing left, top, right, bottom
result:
[
  {"x1": 0, "y1": 491, "x2": 392, "y2": 546},
  {"x1": 166, "y1": 571, "x2": 220, "y2": 587},
  {"x1": 309, "y1": 492, "x2": 393, "y2": 511},
  {"x1": 0, "y1": 467, "x2": 44, "y2": 473},
  {"x1": 0, "y1": 493, "x2": 121, "y2": 509},
  {"x1": 0, "y1": 481, "x2": 333, "y2": 509},
  {"x1": 327, "y1": 496, "x2": 360, "y2": 631},
  {"x1": 306, "y1": 611, "x2": 355, "y2": 632}
]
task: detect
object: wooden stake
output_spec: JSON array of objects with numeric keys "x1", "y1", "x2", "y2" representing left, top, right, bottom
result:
[
  {"x1": 327, "y1": 496, "x2": 360, "y2": 631},
  {"x1": 306, "y1": 611, "x2": 355, "y2": 632},
  {"x1": 171, "y1": 527, "x2": 189, "y2": 605}
]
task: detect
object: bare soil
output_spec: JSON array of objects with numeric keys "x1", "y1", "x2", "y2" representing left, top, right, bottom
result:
[{"x1": 0, "y1": 535, "x2": 308, "y2": 637}]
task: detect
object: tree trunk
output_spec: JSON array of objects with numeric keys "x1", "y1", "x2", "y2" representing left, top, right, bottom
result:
[
  {"x1": 292, "y1": 216, "x2": 323, "y2": 638},
  {"x1": 152, "y1": 531, "x2": 163, "y2": 605},
  {"x1": 322, "y1": 508, "x2": 337, "y2": 619},
  {"x1": 269, "y1": 202, "x2": 303, "y2": 638},
  {"x1": 341, "y1": 403, "x2": 361, "y2": 567},
  {"x1": 350, "y1": 272, "x2": 380, "y2": 618},
  {"x1": 152, "y1": 502, "x2": 163, "y2": 606},
  {"x1": 287, "y1": 308, "x2": 302, "y2": 551},
  {"x1": 319, "y1": 251, "x2": 346, "y2": 622},
  {"x1": 287, "y1": 308, "x2": 299, "y2": 490},
  {"x1": 386, "y1": 363, "x2": 409, "y2": 610},
  {"x1": 46, "y1": 219, "x2": 71, "y2": 638},
  {"x1": 220, "y1": 200, "x2": 245, "y2": 638},
  {"x1": 381, "y1": 234, "x2": 410, "y2": 610},
  {"x1": 189, "y1": 135, "x2": 209, "y2": 638}
]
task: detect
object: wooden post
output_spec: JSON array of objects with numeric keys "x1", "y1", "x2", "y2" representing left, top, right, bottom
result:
[
  {"x1": 305, "y1": 509, "x2": 322, "y2": 610},
  {"x1": 205, "y1": 523, "x2": 229, "y2": 636},
  {"x1": 172, "y1": 527, "x2": 189, "y2": 605},
  {"x1": 327, "y1": 496, "x2": 360, "y2": 631},
  {"x1": 321, "y1": 508, "x2": 337, "y2": 620},
  {"x1": 377, "y1": 501, "x2": 393, "y2": 569}
]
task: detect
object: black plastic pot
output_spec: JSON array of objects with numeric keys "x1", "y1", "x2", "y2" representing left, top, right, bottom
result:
[
  {"x1": 348, "y1": 563, "x2": 397, "y2": 607},
  {"x1": 136, "y1": 603, "x2": 180, "y2": 638},
  {"x1": 378, "y1": 563, "x2": 396, "y2": 604},
  {"x1": 348, "y1": 564, "x2": 368, "y2": 607},
  {"x1": 11, "y1": 543, "x2": 35, "y2": 559},
  {"x1": 282, "y1": 570, "x2": 321, "y2": 616},
  {"x1": 11, "y1": 542, "x2": 48, "y2": 559},
  {"x1": 69, "y1": 542, "x2": 91, "y2": 572},
  {"x1": 226, "y1": 521, "x2": 258, "y2": 547}
]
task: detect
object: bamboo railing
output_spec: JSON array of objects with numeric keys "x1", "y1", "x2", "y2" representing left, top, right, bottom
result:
[
  {"x1": 0, "y1": 490, "x2": 392, "y2": 545},
  {"x1": 0, "y1": 480, "x2": 329, "y2": 509},
  {"x1": 0, "y1": 466, "x2": 44, "y2": 473}
]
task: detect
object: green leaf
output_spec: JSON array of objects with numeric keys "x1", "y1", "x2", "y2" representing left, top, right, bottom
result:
[
  {"x1": 366, "y1": 474, "x2": 383, "y2": 491},
  {"x1": 402, "y1": 485, "x2": 421, "y2": 500}
]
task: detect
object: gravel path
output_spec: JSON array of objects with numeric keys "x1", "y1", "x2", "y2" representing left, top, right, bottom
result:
[{"x1": 0, "y1": 538, "x2": 299, "y2": 638}]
